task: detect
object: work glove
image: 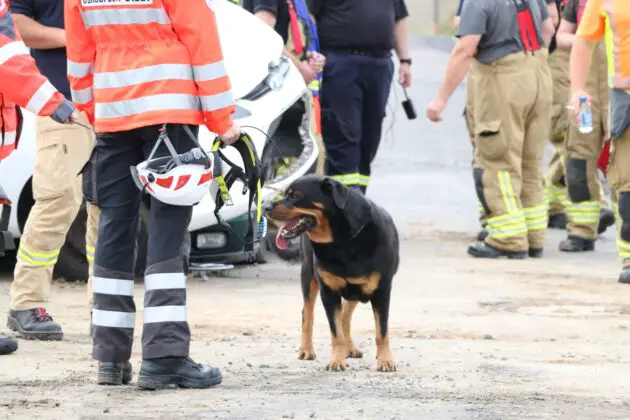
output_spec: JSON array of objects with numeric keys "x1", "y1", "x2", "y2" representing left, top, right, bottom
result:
[{"x1": 50, "y1": 99, "x2": 76, "y2": 124}]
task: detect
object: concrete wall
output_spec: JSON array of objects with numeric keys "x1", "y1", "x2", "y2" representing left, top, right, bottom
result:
[{"x1": 406, "y1": 0, "x2": 460, "y2": 35}]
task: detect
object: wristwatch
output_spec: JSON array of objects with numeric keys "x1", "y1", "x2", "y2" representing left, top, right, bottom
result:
[{"x1": 400, "y1": 58, "x2": 412, "y2": 65}]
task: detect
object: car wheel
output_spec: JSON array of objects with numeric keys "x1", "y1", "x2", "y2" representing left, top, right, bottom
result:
[
  {"x1": 53, "y1": 205, "x2": 89, "y2": 282},
  {"x1": 264, "y1": 231, "x2": 300, "y2": 261}
]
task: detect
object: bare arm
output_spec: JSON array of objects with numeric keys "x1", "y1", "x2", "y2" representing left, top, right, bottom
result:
[
  {"x1": 556, "y1": 20, "x2": 577, "y2": 51},
  {"x1": 437, "y1": 34, "x2": 480, "y2": 102},
  {"x1": 548, "y1": 1, "x2": 559, "y2": 27},
  {"x1": 541, "y1": 16, "x2": 555, "y2": 46},
  {"x1": 394, "y1": 17, "x2": 410, "y2": 59},
  {"x1": 570, "y1": 36, "x2": 596, "y2": 94},
  {"x1": 12, "y1": 14, "x2": 65, "y2": 50}
]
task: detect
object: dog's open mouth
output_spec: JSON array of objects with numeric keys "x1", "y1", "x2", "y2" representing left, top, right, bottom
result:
[{"x1": 275, "y1": 215, "x2": 317, "y2": 250}]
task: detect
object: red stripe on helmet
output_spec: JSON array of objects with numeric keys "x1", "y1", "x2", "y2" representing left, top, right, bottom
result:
[
  {"x1": 175, "y1": 174, "x2": 191, "y2": 191},
  {"x1": 156, "y1": 176, "x2": 174, "y2": 188},
  {"x1": 198, "y1": 171, "x2": 213, "y2": 185}
]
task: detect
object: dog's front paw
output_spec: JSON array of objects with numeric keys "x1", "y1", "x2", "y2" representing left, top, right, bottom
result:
[
  {"x1": 326, "y1": 357, "x2": 347, "y2": 372},
  {"x1": 346, "y1": 346, "x2": 363, "y2": 358},
  {"x1": 376, "y1": 356, "x2": 397, "y2": 373},
  {"x1": 298, "y1": 347, "x2": 317, "y2": 360}
]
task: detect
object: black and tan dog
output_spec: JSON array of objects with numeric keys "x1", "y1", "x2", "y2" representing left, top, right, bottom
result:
[{"x1": 266, "y1": 175, "x2": 399, "y2": 372}]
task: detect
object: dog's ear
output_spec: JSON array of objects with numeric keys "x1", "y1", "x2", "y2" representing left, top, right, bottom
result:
[
  {"x1": 322, "y1": 177, "x2": 371, "y2": 238},
  {"x1": 322, "y1": 177, "x2": 348, "y2": 208}
]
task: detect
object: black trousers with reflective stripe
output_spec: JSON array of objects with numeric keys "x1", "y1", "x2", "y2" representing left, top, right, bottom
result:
[
  {"x1": 320, "y1": 51, "x2": 394, "y2": 193},
  {"x1": 90, "y1": 124, "x2": 196, "y2": 362}
]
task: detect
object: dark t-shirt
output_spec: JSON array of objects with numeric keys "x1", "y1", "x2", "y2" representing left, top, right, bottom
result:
[
  {"x1": 308, "y1": 0, "x2": 409, "y2": 51},
  {"x1": 242, "y1": 0, "x2": 291, "y2": 44},
  {"x1": 9, "y1": 0, "x2": 70, "y2": 99},
  {"x1": 562, "y1": 0, "x2": 583, "y2": 24}
]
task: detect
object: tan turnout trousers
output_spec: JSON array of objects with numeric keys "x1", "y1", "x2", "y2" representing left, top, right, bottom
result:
[
  {"x1": 472, "y1": 50, "x2": 552, "y2": 252},
  {"x1": 608, "y1": 126, "x2": 630, "y2": 266},
  {"x1": 10, "y1": 114, "x2": 98, "y2": 311},
  {"x1": 564, "y1": 41, "x2": 609, "y2": 240},
  {"x1": 464, "y1": 68, "x2": 488, "y2": 230},
  {"x1": 546, "y1": 50, "x2": 571, "y2": 217}
]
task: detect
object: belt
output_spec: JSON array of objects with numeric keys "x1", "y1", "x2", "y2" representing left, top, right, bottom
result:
[{"x1": 322, "y1": 47, "x2": 392, "y2": 58}]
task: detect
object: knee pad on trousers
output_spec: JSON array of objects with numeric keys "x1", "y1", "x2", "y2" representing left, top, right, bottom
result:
[
  {"x1": 619, "y1": 192, "x2": 630, "y2": 242},
  {"x1": 566, "y1": 158, "x2": 590, "y2": 203},
  {"x1": 473, "y1": 168, "x2": 491, "y2": 215}
]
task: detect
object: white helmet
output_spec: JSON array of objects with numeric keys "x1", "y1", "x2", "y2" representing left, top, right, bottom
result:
[{"x1": 130, "y1": 125, "x2": 216, "y2": 206}]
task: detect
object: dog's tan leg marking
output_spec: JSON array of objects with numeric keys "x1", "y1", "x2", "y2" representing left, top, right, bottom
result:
[
  {"x1": 298, "y1": 277, "x2": 319, "y2": 360},
  {"x1": 373, "y1": 310, "x2": 396, "y2": 372},
  {"x1": 340, "y1": 300, "x2": 363, "y2": 358}
]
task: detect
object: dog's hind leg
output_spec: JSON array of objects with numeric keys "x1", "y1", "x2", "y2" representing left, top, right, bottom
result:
[
  {"x1": 370, "y1": 286, "x2": 396, "y2": 372},
  {"x1": 340, "y1": 300, "x2": 363, "y2": 358},
  {"x1": 320, "y1": 285, "x2": 347, "y2": 372}
]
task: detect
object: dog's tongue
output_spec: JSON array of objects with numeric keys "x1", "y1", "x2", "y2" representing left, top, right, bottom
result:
[
  {"x1": 275, "y1": 232, "x2": 289, "y2": 250},
  {"x1": 275, "y1": 218, "x2": 300, "y2": 250}
]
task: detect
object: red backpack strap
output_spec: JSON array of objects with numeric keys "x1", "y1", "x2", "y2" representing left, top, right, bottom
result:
[
  {"x1": 513, "y1": 0, "x2": 540, "y2": 53},
  {"x1": 286, "y1": 0, "x2": 304, "y2": 55}
]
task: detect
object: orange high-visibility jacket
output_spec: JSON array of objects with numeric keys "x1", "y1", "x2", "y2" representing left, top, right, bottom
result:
[
  {"x1": 65, "y1": 0, "x2": 236, "y2": 134},
  {"x1": 0, "y1": 0, "x2": 66, "y2": 159}
]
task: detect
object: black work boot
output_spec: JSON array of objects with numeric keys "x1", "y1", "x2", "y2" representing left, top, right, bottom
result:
[
  {"x1": 7, "y1": 308, "x2": 63, "y2": 341},
  {"x1": 0, "y1": 334, "x2": 18, "y2": 355},
  {"x1": 528, "y1": 248, "x2": 544, "y2": 258},
  {"x1": 598, "y1": 209, "x2": 615, "y2": 235},
  {"x1": 137, "y1": 357, "x2": 222, "y2": 390},
  {"x1": 619, "y1": 266, "x2": 630, "y2": 284},
  {"x1": 98, "y1": 361, "x2": 133, "y2": 385},
  {"x1": 476, "y1": 230, "x2": 488, "y2": 242},
  {"x1": 548, "y1": 213, "x2": 567, "y2": 229},
  {"x1": 467, "y1": 242, "x2": 527, "y2": 259},
  {"x1": 559, "y1": 235, "x2": 595, "y2": 252}
]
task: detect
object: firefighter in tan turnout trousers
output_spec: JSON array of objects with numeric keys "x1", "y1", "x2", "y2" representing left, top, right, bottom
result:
[
  {"x1": 555, "y1": 0, "x2": 613, "y2": 252},
  {"x1": 0, "y1": 0, "x2": 79, "y2": 354},
  {"x1": 571, "y1": 0, "x2": 630, "y2": 283},
  {"x1": 7, "y1": 0, "x2": 98, "y2": 341},
  {"x1": 428, "y1": 0, "x2": 555, "y2": 259},
  {"x1": 546, "y1": 0, "x2": 572, "y2": 228}
]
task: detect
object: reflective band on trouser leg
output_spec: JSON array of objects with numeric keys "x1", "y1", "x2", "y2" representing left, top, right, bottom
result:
[
  {"x1": 142, "y1": 266, "x2": 191, "y2": 360},
  {"x1": 485, "y1": 170, "x2": 527, "y2": 247},
  {"x1": 330, "y1": 173, "x2": 361, "y2": 187},
  {"x1": 524, "y1": 204, "x2": 548, "y2": 233},
  {"x1": 486, "y1": 212, "x2": 527, "y2": 239},
  {"x1": 546, "y1": 183, "x2": 569, "y2": 215},
  {"x1": 86, "y1": 245, "x2": 95, "y2": 264},
  {"x1": 16, "y1": 244, "x2": 59, "y2": 267},
  {"x1": 566, "y1": 200, "x2": 601, "y2": 233},
  {"x1": 91, "y1": 271, "x2": 137, "y2": 362}
]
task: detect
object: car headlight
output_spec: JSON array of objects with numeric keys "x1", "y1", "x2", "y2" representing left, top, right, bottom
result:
[{"x1": 196, "y1": 232, "x2": 228, "y2": 249}]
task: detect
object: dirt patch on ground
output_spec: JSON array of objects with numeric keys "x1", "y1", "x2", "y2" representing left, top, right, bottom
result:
[{"x1": 1, "y1": 233, "x2": 630, "y2": 419}]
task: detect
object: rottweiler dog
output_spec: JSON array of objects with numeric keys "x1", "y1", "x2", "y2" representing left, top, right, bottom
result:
[{"x1": 266, "y1": 175, "x2": 399, "y2": 372}]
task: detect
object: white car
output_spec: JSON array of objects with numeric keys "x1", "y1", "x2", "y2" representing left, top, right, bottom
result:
[{"x1": 0, "y1": 0, "x2": 319, "y2": 279}]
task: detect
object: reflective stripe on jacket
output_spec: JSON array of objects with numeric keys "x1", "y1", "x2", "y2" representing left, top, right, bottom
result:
[
  {"x1": 64, "y1": 0, "x2": 236, "y2": 134},
  {"x1": 0, "y1": 0, "x2": 65, "y2": 159}
]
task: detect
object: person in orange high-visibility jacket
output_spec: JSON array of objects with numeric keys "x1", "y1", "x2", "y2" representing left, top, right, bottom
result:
[
  {"x1": 0, "y1": 0, "x2": 76, "y2": 355},
  {"x1": 65, "y1": 0, "x2": 240, "y2": 389}
]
